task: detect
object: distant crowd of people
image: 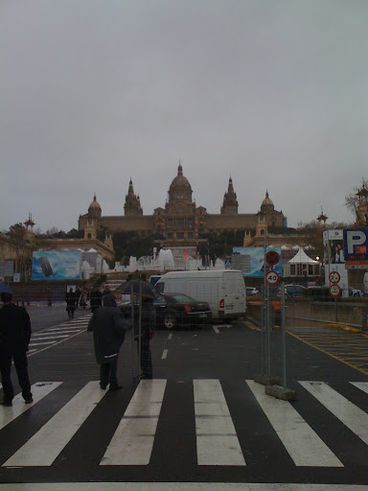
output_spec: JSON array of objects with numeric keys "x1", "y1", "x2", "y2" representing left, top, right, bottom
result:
[{"x1": 0, "y1": 274, "x2": 156, "y2": 406}]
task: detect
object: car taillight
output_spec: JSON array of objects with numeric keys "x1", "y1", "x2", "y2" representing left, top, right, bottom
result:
[
  {"x1": 219, "y1": 298, "x2": 224, "y2": 310},
  {"x1": 183, "y1": 304, "x2": 191, "y2": 313}
]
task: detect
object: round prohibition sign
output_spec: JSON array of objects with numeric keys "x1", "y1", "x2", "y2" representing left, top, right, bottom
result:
[
  {"x1": 266, "y1": 270, "x2": 279, "y2": 285},
  {"x1": 329, "y1": 271, "x2": 341, "y2": 284},
  {"x1": 265, "y1": 251, "x2": 280, "y2": 266},
  {"x1": 329, "y1": 284, "x2": 341, "y2": 297}
]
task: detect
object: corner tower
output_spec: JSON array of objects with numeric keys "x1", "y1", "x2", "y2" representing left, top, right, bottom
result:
[
  {"x1": 124, "y1": 179, "x2": 143, "y2": 216},
  {"x1": 221, "y1": 177, "x2": 238, "y2": 215}
]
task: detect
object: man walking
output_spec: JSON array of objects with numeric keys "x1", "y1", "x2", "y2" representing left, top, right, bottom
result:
[
  {"x1": 0, "y1": 292, "x2": 33, "y2": 406},
  {"x1": 65, "y1": 287, "x2": 77, "y2": 320},
  {"x1": 88, "y1": 292, "x2": 128, "y2": 390}
]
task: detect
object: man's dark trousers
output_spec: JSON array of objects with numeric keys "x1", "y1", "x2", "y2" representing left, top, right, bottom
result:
[
  {"x1": 100, "y1": 358, "x2": 118, "y2": 389},
  {"x1": 0, "y1": 350, "x2": 32, "y2": 403}
]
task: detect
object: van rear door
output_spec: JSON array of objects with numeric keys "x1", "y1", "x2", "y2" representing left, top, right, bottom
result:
[{"x1": 223, "y1": 273, "x2": 245, "y2": 315}]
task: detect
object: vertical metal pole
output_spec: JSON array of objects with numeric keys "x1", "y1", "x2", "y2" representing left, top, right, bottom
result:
[
  {"x1": 138, "y1": 281, "x2": 142, "y2": 379},
  {"x1": 130, "y1": 284, "x2": 137, "y2": 384},
  {"x1": 260, "y1": 297, "x2": 265, "y2": 375},
  {"x1": 281, "y1": 282, "x2": 287, "y2": 387},
  {"x1": 263, "y1": 243, "x2": 267, "y2": 376},
  {"x1": 335, "y1": 297, "x2": 338, "y2": 323},
  {"x1": 266, "y1": 281, "x2": 271, "y2": 378}
]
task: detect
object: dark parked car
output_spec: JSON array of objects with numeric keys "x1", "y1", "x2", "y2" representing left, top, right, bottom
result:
[
  {"x1": 284, "y1": 284, "x2": 306, "y2": 298},
  {"x1": 154, "y1": 293, "x2": 212, "y2": 329}
]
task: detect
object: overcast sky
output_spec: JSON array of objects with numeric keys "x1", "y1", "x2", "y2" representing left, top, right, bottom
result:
[{"x1": 1, "y1": 0, "x2": 367, "y2": 232}]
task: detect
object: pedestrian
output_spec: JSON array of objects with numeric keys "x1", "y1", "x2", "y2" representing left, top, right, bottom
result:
[
  {"x1": 90, "y1": 287, "x2": 102, "y2": 313},
  {"x1": 75, "y1": 287, "x2": 81, "y2": 309},
  {"x1": 87, "y1": 292, "x2": 128, "y2": 390},
  {"x1": 0, "y1": 292, "x2": 33, "y2": 406},
  {"x1": 79, "y1": 289, "x2": 88, "y2": 310},
  {"x1": 127, "y1": 275, "x2": 156, "y2": 380},
  {"x1": 46, "y1": 287, "x2": 52, "y2": 307},
  {"x1": 136, "y1": 293, "x2": 156, "y2": 379},
  {"x1": 102, "y1": 285, "x2": 112, "y2": 305},
  {"x1": 65, "y1": 287, "x2": 77, "y2": 320}
]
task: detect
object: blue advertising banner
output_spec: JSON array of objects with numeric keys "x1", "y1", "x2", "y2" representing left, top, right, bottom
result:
[
  {"x1": 233, "y1": 246, "x2": 282, "y2": 277},
  {"x1": 32, "y1": 251, "x2": 81, "y2": 280},
  {"x1": 343, "y1": 228, "x2": 368, "y2": 262}
]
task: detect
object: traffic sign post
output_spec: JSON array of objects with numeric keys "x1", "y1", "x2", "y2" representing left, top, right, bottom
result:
[{"x1": 265, "y1": 278, "x2": 296, "y2": 402}]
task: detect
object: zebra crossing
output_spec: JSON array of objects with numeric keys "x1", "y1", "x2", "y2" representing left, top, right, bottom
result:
[
  {"x1": 27, "y1": 313, "x2": 91, "y2": 356},
  {"x1": 1, "y1": 379, "x2": 368, "y2": 469}
]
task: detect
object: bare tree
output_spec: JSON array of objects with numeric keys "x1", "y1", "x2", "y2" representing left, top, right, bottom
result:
[
  {"x1": 345, "y1": 178, "x2": 368, "y2": 223},
  {"x1": 7, "y1": 223, "x2": 38, "y2": 280}
]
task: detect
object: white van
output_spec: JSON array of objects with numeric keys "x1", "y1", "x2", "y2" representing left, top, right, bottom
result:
[{"x1": 155, "y1": 270, "x2": 246, "y2": 320}]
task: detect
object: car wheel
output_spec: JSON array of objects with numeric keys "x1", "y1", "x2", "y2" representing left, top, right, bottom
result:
[{"x1": 164, "y1": 312, "x2": 176, "y2": 329}]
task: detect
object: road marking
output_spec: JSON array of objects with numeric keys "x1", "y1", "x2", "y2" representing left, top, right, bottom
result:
[
  {"x1": 3, "y1": 381, "x2": 105, "y2": 467},
  {"x1": 161, "y1": 349, "x2": 168, "y2": 359},
  {"x1": 29, "y1": 341, "x2": 59, "y2": 346},
  {"x1": 168, "y1": 333, "x2": 173, "y2": 340},
  {"x1": 288, "y1": 331, "x2": 368, "y2": 376},
  {"x1": 351, "y1": 381, "x2": 368, "y2": 394},
  {"x1": 43, "y1": 327, "x2": 84, "y2": 332},
  {"x1": 212, "y1": 326, "x2": 220, "y2": 334},
  {"x1": 101, "y1": 379, "x2": 167, "y2": 465},
  {"x1": 193, "y1": 379, "x2": 246, "y2": 466},
  {"x1": 300, "y1": 381, "x2": 368, "y2": 445},
  {"x1": 0, "y1": 382, "x2": 62, "y2": 431},
  {"x1": 27, "y1": 329, "x2": 86, "y2": 357},
  {"x1": 247, "y1": 380, "x2": 342, "y2": 467},
  {"x1": 0, "y1": 483, "x2": 366, "y2": 490},
  {"x1": 31, "y1": 334, "x2": 70, "y2": 340}
]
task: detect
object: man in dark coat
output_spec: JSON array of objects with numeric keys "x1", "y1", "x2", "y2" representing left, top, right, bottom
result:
[
  {"x1": 89, "y1": 287, "x2": 102, "y2": 313},
  {"x1": 87, "y1": 292, "x2": 129, "y2": 390},
  {"x1": 0, "y1": 292, "x2": 33, "y2": 406},
  {"x1": 65, "y1": 288, "x2": 77, "y2": 320}
]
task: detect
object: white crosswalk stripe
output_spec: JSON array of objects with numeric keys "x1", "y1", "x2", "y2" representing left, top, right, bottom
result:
[
  {"x1": 300, "y1": 381, "x2": 368, "y2": 446},
  {"x1": 194, "y1": 379, "x2": 246, "y2": 466},
  {"x1": 0, "y1": 382, "x2": 61, "y2": 431},
  {"x1": 1, "y1": 379, "x2": 368, "y2": 469},
  {"x1": 101, "y1": 379, "x2": 167, "y2": 465},
  {"x1": 247, "y1": 380, "x2": 342, "y2": 467},
  {"x1": 4, "y1": 381, "x2": 105, "y2": 467},
  {"x1": 351, "y1": 381, "x2": 368, "y2": 395}
]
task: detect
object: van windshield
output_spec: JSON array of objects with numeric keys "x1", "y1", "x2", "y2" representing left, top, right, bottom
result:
[{"x1": 154, "y1": 282, "x2": 164, "y2": 294}]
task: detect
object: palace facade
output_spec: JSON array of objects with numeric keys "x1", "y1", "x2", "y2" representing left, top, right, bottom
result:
[{"x1": 78, "y1": 164, "x2": 287, "y2": 246}]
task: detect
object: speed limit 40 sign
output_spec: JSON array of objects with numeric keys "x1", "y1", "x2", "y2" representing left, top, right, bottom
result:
[{"x1": 266, "y1": 270, "x2": 279, "y2": 285}]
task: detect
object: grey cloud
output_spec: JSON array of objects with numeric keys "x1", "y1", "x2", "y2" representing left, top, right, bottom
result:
[{"x1": 1, "y1": 0, "x2": 367, "y2": 231}]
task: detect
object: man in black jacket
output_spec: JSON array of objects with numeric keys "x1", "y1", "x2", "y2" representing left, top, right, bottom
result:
[
  {"x1": 88, "y1": 292, "x2": 129, "y2": 390},
  {"x1": 0, "y1": 292, "x2": 33, "y2": 406}
]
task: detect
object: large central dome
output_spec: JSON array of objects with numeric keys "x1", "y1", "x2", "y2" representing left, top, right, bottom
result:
[{"x1": 168, "y1": 163, "x2": 193, "y2": 204}]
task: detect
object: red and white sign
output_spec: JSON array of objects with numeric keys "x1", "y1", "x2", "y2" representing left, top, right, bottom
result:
[
  {"x1": 329, "y1": 284, "x2": 341, "y2": 297},
  {"x1": 265, "y1": 251, "x2": 280, "y2": 266},
  {"x1": 266, "y1": 270, "x2": 279, "y2": 285},
  {"x1": 329, "y1": 271, "x2": 341, "y2": 284}
]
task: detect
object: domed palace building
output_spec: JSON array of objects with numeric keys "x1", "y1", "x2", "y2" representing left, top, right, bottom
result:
[{"x1": 78, "y1": 164, "x2": 287, "y2": 250}]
